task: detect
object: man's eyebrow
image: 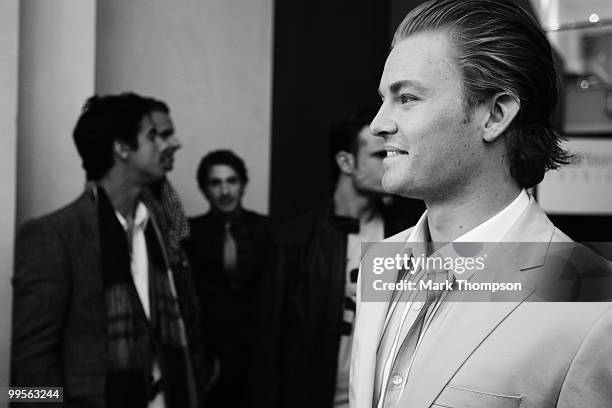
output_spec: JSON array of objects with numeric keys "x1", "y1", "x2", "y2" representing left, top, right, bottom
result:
[
  {"x1": 389, "y1": 80, "x2": 426, "y2": 94},
  {"x1": 389, "y1": 79, "x2": 425, "y2": 93},
  {"x1": 158, "y1": 129, "x2": 174, "y2": 138},
  {"x1": 377, "y1": 80, "x2": 426, "y2": 97}
]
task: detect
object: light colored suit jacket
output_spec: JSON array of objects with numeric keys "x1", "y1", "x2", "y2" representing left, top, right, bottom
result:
[{"x1": 350, "y1": 199, "x2": 612, "y2": 408}]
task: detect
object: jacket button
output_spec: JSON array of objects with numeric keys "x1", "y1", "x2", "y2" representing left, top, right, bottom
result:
[{"x1": 392, "y1": 374, "x2": 403, "y2": 386}]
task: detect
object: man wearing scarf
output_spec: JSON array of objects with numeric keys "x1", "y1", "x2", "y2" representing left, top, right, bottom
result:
[{"x1": 12, "y1": 93, "x2": 211, "y2": 407}]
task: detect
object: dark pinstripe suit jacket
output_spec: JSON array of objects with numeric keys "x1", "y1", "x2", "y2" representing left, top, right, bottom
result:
[{"x1": 11, "y1": 189, "x2": 207, "y2": 408}]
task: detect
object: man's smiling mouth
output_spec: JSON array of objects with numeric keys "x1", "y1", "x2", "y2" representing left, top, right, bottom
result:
[{"x1": 385, "y1": 147, "x2": 408, "y2": 157}]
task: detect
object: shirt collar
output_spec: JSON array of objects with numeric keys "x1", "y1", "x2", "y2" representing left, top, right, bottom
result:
[
  {"x1": 115, "y1": 201, "x2": 150, "y2": 231},
  {"x1": 406, "y1": 190, "x2": 530, "y2": 280},
  {"x1": 407, "y1": 189, "x2": 529, "y2": 244},
  {"x1": 454, "y1": 189, "x2": 529, "y2": 243}
]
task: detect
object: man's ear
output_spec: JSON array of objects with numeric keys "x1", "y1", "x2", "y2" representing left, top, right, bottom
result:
[
  {"x1": 335, "y1": 151, "x2": 355, "y2": 175},
  {"x1": 113, "y1": 141, "x2": 130, "y2": 160},
  {"x1": 482, "y1": 93, "x2": 520, "y2": 143}
]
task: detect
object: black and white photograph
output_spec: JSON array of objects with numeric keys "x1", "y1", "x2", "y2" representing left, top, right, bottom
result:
[{"x1": 2, "y1": 0, "x2": 612, "y2": 407}]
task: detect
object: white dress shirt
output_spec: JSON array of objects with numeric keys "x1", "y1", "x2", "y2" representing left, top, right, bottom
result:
[
  {"x1": 408, "y1": 189, "x2": 530, "y2": 243},
  {"x1": 115, "y1": 202, "x2": 165, "y2": 408}
]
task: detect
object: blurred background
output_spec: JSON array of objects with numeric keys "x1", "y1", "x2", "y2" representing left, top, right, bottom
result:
[{"x1": 1, "y1": 0, "x2": 611, "y2": 397}]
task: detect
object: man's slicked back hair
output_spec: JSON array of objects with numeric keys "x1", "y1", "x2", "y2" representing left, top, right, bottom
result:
[{"x1": 393, "y1": 0, "x2": 570, "y2": 188}]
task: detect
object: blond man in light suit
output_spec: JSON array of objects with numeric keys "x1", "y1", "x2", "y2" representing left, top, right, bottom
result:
[{"x1": 350, "y1": 1, "x2": 612, "y2": 407}]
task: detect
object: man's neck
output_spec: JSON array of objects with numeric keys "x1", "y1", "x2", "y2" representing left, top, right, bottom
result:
[
  {"x1": 425, "y1": 181, "x2": 521, "y2": 242},
  {"x1": 99, "y1": 169, "x2": 142, "y2": 221},
  {"x1": 333, "y1": 176, "x2": 378, "y2": 223},
  {"x1": 209, "y1": 206, "x2": 242, "y2": 222}
]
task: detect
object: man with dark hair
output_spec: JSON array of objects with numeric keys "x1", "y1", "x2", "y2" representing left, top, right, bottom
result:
[
  {"x1": 12, "y1": 92, "x2": 211, "y2": 408},
  {"x1": 351, "y1": 1, "x2": 612, "y2": 408},
  {"x1": 250, "y1": 108, "x2": 416, "y2": 408},
  {"x1": 186, "y1": 149, "x2": 271, "y2": 408}
]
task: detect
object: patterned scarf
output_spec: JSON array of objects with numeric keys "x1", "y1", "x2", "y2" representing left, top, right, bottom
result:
[
  {"x1": 141, "y1": 178, "x2": 190, "y2": 266},
  {"x1": 97, "y1": 186, "x2": 198, "y2": 408}
]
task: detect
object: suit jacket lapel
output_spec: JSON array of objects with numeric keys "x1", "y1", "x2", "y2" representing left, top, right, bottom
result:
[
  {"x1": 74, "y1": 189, "x2": 102, "y2": 278},
  {"x1": 402, "y1": 247, "x2": 535, "y2": 408},
  {"x1": 351, "y1": 283, "x2": 391, "y2": 408},
  {"x1": 501, "y1": 197, "x2": 556, "y2": 269},
  {"x1": 351, "y1": 239, "x2": 411, "y2": 408}
]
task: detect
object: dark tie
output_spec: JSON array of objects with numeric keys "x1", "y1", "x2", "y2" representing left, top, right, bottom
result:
[{"x1": 223, "y1": 221, "x2": 237, "y2": 273}]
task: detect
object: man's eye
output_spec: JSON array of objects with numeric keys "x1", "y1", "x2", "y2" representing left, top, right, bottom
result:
[{"x1": 399, "y1": 94, "x2": 418, "y2": 104}]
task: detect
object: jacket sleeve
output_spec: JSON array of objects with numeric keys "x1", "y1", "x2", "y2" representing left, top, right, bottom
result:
[
  {"x1": 11, "y1": 219, "x2": 70, "y2": 394},
  {"x1": 172, "y1": 244, "x2": 217, "y2": 407},
  {"x1": 557, "y1": 305, "x2": 612, "y2": 408},
  {"x1": 245, "y1": 230, "x2": 293, "y2": 408}
]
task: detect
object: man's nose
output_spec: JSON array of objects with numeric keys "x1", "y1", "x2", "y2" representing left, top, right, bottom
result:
[
  {"x1": 370, "y1": 104, "x2": 397, "y2": 137},
  {"x1": 165, "y1": 135, "x2": 181, "y2": 150},
  {"x1": 220, "y1": 183, "x2": 230, "y2": 195}
]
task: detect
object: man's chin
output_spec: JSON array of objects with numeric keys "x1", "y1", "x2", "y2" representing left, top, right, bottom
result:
[
  {"x1": 215, "y1": 203, "x2": 239, "y2": 214},
  {"x1": 359, "y1": 187, "x2": 386, "y2": 197},
  {"x1": 160, "y1": 156, "x2": 175, "y2": 171},
  {"x1": 382, "y1": 176, "x2": 416, "y2": 198},
  {"x1": 160, "y1": 159, "x2": 174, "y2": 171},
  {"x1": 140, "y1": 171, "x2": 167, "y2": 186},
  {"x1": 381, "y1": 176, "x2": 401, "y2": 195}
]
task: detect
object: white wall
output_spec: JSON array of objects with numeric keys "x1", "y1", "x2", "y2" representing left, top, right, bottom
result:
[
  {"x1": 0, "y1": 0, "x2": 18, "y2": 395},
  {"x1": 96, "y1": 0, "x2": 274, "y2": 216},
  {"x1": 17, "y1": 0, "x2": 97, "y2": 224},
  {"x1": 13, "y1": 1, "x2": 96, "y2": 397}
]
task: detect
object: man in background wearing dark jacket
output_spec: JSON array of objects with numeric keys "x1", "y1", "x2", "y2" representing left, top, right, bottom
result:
[{"x1": 251, "y1": 108, "x2": 423, "y2": 408}]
